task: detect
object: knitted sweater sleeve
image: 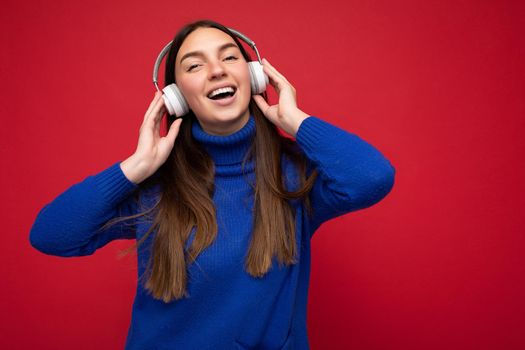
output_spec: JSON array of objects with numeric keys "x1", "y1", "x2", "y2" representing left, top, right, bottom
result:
[
  {"x1": 29, "y1": 162, "x2": 139, "y2": 257},
  {"x1": 295, "y1": 116, "x2": 396, "y2": 234}
]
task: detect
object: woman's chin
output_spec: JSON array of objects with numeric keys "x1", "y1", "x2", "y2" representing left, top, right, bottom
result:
[{"x1": 193, "y1": 106, "x2": 250, "y2": 135}]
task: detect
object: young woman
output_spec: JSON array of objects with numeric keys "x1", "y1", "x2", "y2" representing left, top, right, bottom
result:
[{"x1": 30, "y1": 19, "x2": 395, "y2": 350}]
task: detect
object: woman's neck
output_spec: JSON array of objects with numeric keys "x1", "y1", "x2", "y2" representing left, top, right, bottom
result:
[{"x1": 191, "y1": 114, "x2": 256, "y2": 167}]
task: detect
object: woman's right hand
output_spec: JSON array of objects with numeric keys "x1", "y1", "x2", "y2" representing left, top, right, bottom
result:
[{"x1": 120, "y1": 91, "x2": 183, "y2": 184}]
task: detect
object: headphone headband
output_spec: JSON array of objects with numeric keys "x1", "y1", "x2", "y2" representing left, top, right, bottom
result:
[{"x1": 152, "y1": 27, "x2": 263, "y2": 92}]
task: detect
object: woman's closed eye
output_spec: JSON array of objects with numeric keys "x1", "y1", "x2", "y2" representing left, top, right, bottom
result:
[
  {"x1": 187, "y1": 56, "x2": 239, "y2": 72},
  {"x1": 187, "y1": 64, "x2": 199, "y2": 72}
]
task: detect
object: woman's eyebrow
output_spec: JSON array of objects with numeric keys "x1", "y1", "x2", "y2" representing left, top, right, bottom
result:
[{"x1": 180, "y1": 42, "x2": 239, "y2": 64}]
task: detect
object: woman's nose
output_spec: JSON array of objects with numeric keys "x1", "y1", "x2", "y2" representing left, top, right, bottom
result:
[{"x1": 208, "y1": 60, "x2": 227, "y2": 80}]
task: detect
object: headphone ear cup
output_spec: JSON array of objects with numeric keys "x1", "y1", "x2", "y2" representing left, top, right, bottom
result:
[
  {"x1": 162, "y1": 84, "x2": 189, "y2": 117},
  {"x1": 248, "y1": 61, "x2": 269, "y2": 95}
]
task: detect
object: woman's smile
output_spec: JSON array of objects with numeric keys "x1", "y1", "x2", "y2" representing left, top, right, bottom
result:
[{"x1": 207, "y1": 86, "x2": 238, "y2": 106}]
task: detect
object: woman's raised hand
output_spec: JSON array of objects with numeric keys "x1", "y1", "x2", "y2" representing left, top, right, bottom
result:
[
  {"x1": 120, "y1": 91, "x2": 183, "y2": 184},
  {"x1": 252, "y1": 58, "x2": 309, "y2": 138}
]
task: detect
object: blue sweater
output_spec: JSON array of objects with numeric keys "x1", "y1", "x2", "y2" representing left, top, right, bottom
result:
[{"x1": 29, "y1": 115, "x2": 395, "y2": 349}]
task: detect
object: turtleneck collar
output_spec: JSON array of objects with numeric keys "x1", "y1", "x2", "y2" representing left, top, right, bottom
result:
[{"x1": 191, "y1": 114, "x2": 256, "y2": 167}]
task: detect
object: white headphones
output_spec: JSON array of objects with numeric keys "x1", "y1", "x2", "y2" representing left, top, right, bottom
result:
[{"x1": 152, "y1": 27, "x2": 269, "y2": 117}]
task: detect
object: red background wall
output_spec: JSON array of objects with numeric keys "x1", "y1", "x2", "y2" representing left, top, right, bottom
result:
[{"x1": 2, "y1": 0, "x2": 524, "y2": 349}]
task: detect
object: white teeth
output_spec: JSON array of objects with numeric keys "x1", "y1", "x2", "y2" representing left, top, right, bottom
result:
[{"x1": 208, "y1": 86, "x2": 235, "y2": 98}]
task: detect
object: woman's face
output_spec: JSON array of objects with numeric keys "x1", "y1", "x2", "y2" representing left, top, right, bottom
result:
[{"x1": 175, "y1": 27, "x2": 252, "y2": 135}]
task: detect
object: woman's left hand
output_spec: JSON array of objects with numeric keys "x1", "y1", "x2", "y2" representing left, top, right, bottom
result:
[{"x1": 252, "y1": 58, "x2": 310, "y2": 138}]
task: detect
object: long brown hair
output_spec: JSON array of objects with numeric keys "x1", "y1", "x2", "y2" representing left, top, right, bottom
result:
[{"x1": 102, "y1": 19, "x2": 317, "y2": 303}]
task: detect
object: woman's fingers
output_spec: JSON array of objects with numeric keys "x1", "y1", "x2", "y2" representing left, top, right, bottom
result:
[
  {"x1": 262, "y1": 58, "x2": 283, "y2": 78},
  {"x1": 143, "y1": 94, "x2": 166, "y2": 130},
  {"x1": 252, "y1": 95, "x2": 270, "y2": 114},
  {"x1": 263, "y1": 66, "x2": 282, "y2": 91},
  {"x1": 261, "y1": 58, "x2": 295, "y2": 95},
  {"x1": 128, "y1": 92, "x2": 182, "y2": 183},
  {"x1": 144, "y1": 91, "x2": 163, "y2": 122},
  {"x1": 152, "y1": 96, "x2": 166, "y2": 124},
  {"x1": 165, "y1": 118, "x2": 183, "y2": 144},
  {"x1": 154, "y1": 108, "x2": 164, "y2": 135},
  {"x1": 262, "y1": 58, "x2": 292, "y2": 85}
]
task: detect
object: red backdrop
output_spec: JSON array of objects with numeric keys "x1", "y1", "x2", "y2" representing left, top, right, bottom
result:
[{"x1": 3, "y1": 0, "x2": 524, "y2": 349}]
